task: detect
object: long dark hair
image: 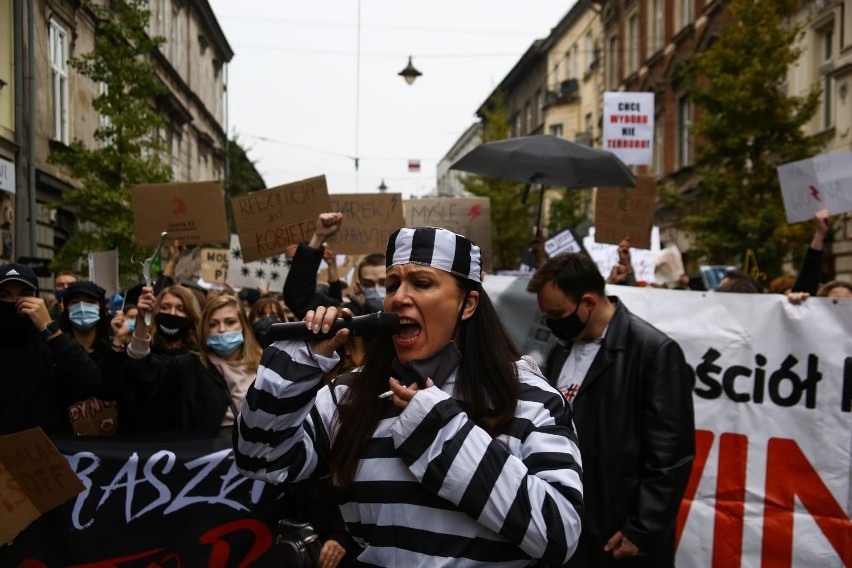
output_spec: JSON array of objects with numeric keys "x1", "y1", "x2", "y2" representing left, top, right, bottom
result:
[{"x1": 330, "y1": 276, "x2": 521, "y2": 488}]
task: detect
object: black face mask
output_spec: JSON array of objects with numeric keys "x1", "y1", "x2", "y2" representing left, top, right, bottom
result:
[
  {"x1": 546, "y1": 303, "x2": 589, "y2": 343},
  {"x1": 155, "y1": 313, "x2": 192, "y2": 340},
  {"x1": 0, "y1": 301, "x2": 32, "y2": 342},
  {"x1": 252, "y1": 315, "x2": 281, "y2": 348}
]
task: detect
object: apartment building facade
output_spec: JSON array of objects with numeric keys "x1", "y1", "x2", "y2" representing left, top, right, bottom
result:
[
  {"x1": 600, "y1": 0, "x2": 851, "y2": 280},
  {"x1": 2, "y1": 0, "x2": 232, "y2": 278}
]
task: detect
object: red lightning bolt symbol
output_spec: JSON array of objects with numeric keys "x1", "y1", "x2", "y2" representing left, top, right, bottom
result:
[
  {"x1": 469, "y1": 204, "x2": 481, "y2": 223},
  {"x1": 809, "y1": 185, "x2": 822, "y2": 201}
]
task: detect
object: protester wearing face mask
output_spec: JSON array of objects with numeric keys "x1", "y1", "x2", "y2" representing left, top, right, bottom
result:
[
  {"x1": 60, "y1": 281, "x2": 109, "y2": 353},
  {"x1": 149, "y1": 285, "x2": 202, "y2": 354},
  {"x1": 352, "y1": 253, "x2": 387, "y2": 313},
  {"x1": 48, "y1": 270, "x2": 78, "y2": 321},
  {"x1": 0, "y1": 263, "x2": 102, "y2": 435},
  {"x1": 114, "y1": 289, "x2": 262, "y2": 431},
  {"x1": 526, "y1": 252, "x2": 695, "y2": 568},
  {"x1": 248, "y1": 297, "x2": 289, "y2": 348}
]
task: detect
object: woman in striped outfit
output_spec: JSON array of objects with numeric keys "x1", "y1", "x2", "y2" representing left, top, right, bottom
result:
[{"x1": 234, "y1": 227, "x2": 583, "y2": 567}]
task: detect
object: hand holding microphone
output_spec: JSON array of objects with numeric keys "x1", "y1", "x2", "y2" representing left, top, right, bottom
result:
[{"x1": 267, "y1": 307, "x2": 400, "y2": 357}]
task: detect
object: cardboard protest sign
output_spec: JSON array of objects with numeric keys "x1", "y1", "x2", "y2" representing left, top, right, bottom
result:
[
  {"x1": 594, "y1": 174, "x2": 656, "y2": 249},
  {"x1": 777, "y1": 151, "x2": 852, "y2": 223},
  {"x1": 328, "y1": 193, "x2": 405, "y2": 254},
  {"x1": 200, "y1": 248, "x2": 230, "y2": 284},
  {"x1": 231, "y1": 176, "x2": 331, "y2": 263},
  {"x1": 87, "y1": 250, "x2": 119, "y2": 294},
  {"x1": 226, "y1": 234, "x2": 290, "y2": 290},
  {"x1": 403, "y1": 197, "x2": 493, "y2": 273},
  {"x1": 132, "y1": 182, "x2": 229, "y2": 247},
  {"x1": 0, "y1": 428, "x2": 84, "y2": 545},
  {"x1": 603, "y1": 91, "x2": 655, "y2": 165}
]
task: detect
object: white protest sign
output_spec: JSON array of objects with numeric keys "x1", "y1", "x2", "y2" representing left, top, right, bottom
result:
[
  {"x1": 583, "y1": 226, "x2": 659, "y2": 283},
  {"x1": 777, "y1": 151, "x2": 852, "y2": 223},
  {"x1": 225, "y1": 234, "x2": 290, "y2": 291},
  {"x1": 482, "y1": 276, "x2": 852, "y2": 568},
  {"x1": 603, "y1": 91, "x2": 655, "y2": 165},
  {"x1": 544, "y1": 228, "x2": 584, "y2": 257},
  {"x1": 87, "y1": 250, "x2": 119, "y2": 294}
]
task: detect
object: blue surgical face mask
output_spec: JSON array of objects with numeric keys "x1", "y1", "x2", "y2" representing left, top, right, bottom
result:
[
  {"x1": 69, "y1": 302, "x2": 101, "y2": 330},
  {"x1": 362, "y1": 286, "x2": 386, "y2": 312},
  {"x1": 207, "y1": 329, "x2": 244, "y2": 356}
]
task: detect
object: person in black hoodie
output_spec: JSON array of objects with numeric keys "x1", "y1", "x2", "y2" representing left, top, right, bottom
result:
[
  {"x1": 114, "y1": 288, "x2": 262, "y2": 431},
  {"x1": 0, "y1": 263, "x2": 101, "y2": 435}
]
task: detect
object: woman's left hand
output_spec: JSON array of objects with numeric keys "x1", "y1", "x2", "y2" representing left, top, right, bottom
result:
[
  {"x1": 386, "y1": 376, "x2": 434, "y2": 409},
  {"x1": 318, "y1": 539, "x2": 346, "y2": 568}
]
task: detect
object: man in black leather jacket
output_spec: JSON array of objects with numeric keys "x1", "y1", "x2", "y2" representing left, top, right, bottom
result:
[{"x1": 527, "y1": 253, "x2": 695, "y2": 567}]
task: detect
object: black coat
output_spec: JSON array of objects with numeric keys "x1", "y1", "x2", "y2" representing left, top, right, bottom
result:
[
  {"x1": 0, "y1": 326, "x2": 102, "y2": 435},
  {"x1": 545, "y1": 298, "x2": 695, "y2": 568},
  {"x1": 119, "y1": 351, "x2": 239, "y2": 432}
]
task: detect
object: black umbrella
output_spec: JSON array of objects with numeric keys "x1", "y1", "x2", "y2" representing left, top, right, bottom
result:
[{"x1": 450, "y1": 134, "x2": 636, "y2": 229}]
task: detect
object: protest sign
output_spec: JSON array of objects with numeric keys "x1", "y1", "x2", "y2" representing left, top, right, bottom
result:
[
  {"x1": 594, "y1": 174, "x2": 656, "y2": 249},
  {"x1": 584, "y1": 226, "x2": 659, "y2": 283},
  {"x1": 231, "y1": 175, "x2": 331, "y2": 263},
  {"x1": 652, "y1": 245, "x2": 685, "y2": 284},
  {"x1": 0, "y1": 428, "x2": 84, "y2": 545},
  {"x1": 777, "y1": 151, "x2": 852, "y2": 223},
  {"x1": 482, "y1": 276, "x2": 852, "y2": 568},
  {"x1": 226, "y1": 234, "x2": 289, "y2": 290},
  {"x1": 545, "y1": 228, "x2": 585, "y2": 258},
  {"x1": 403, "y1": 197, "x2": 493, "y2": 273},
  {"x1": 603, "y1": 91, "x2": 655, "y2": 165},
  {"x1": 87, "y1": 249, "x2": 119, "y2": 294},
  {"x1": 328, "y1": 193, "x2": 405, "y2": 254},
  {"x1": 132, "y1": 182, "x2": 229, "y2": 247},
  {"x1": 0, "y1": 429, "x2": 286, "y2": 566},
  {"x1": 200, "y1": 248, "x2": 230, "y2": 283}
]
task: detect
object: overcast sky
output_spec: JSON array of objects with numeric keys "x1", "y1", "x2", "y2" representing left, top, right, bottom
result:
[{"x1": 207, "y1": 1, "x2": 576, "y2": 199}]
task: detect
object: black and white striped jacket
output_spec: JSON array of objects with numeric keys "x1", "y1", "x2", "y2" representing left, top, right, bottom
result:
[{"x1": 233, "y1": 341, "x2": 583, "y2": 567}]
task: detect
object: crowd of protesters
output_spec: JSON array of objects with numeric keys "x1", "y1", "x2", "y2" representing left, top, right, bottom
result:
[{"x1": 0, "y1": 205, "x2": 849, "y2": 567}]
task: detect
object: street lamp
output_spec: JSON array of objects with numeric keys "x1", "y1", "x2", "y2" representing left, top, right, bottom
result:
[
  {"x1": 378, "y1": 179, "x2": 388, "y2": 192},
  {"x1": 398, "y1": 56, "x2": 422, "y2": 85}
]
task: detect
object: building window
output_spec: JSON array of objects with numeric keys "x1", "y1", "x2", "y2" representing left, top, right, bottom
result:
[
  {"x1": 514, "y1": 113, "x2": 521, "y2": 137},
  {"x1": 680, "y1": 0, "x2": 692, "y2": 29},
  {"x1": 49, "y1": 19, "x2": 70, "y2": 144},
  {"x1": 170, "y1": 6, "x2": 183, "y2": 70},
  {"x1": 571, "y1": 45, "x2": 580, "y2": 80},
  {"x1": 654, "y1": 115, "x2": 664, "y2": 175},
  {"x1": 627, "y1": 11, "x2": 639, "y2": 74},
  {"x1": 537, "y1": 90, "x2": 544, "y2": 124},
  {"x1": 678, "y1": 96, "x2": 692, "y2": 168},
  {"x1": 549, "y1": 124, "x2": 564, "y2": 138},
  {"x1": 819, "y1": 25, "x2": 834, "y2": 129},
  {"x1": 585, "y1": 32, "x2": 596, "y2": 72},
  {"x1": 585, "y1": 113, "x2": 593, "y2": 136},
  {"x1": 171, "y1": 126, "x2": 183, "y2": 181},
  {"x1": 98, "y1": 82, "x2": 112, "y2": 147},
  {"x1": 607, "y1": 35, "x2": 620, "y2": 89},
  {"x1": 649, "y1": 0, "x2": 664, "y2": 53}
]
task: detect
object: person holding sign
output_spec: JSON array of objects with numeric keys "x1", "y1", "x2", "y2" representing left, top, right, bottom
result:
[
  {"x1": 113, "y1": 289, "x2": 263, "y2": 431},
  {"x1": 234, "y1": 226, "x2": 583, "y2": 567},
  {"x1": 526, "y1": 252, "x2": 694, "y2": 568}
]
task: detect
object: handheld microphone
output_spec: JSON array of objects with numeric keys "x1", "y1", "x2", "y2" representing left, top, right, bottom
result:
[{"x1": 267, "y1": 312, "x2": 400, "y2": 342}]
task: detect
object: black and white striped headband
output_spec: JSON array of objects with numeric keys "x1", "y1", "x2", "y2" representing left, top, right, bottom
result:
[{"x1": 386, "y1": 227, "x2": 482, "y2": 283}]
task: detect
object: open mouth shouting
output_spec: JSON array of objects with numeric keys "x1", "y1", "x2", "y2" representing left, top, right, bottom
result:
[{"x1": 394, "y1": 317, "x2": 421, "y2": 346}]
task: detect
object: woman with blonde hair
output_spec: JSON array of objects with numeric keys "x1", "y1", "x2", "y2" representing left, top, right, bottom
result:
[{"x1": 112, "y1": 291, "x2": 263, "y2": 431}]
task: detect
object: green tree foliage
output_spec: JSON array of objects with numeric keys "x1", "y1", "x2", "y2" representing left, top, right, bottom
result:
[
  {"x1": 225, "y1": 135, "x2": 266, "y2": 234},
  {"x1": 666, "y1": 0, "x2": 822, "y2": 279},
  {"x1": 546, "y1": 187, "x2": 590, "y2": 237},
  {"x1": 48, "y1": 0, "x2": 172, "y2": 275},
  {"x1": 461, "y1": 93, "x2": 536, "y2": 271}
]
